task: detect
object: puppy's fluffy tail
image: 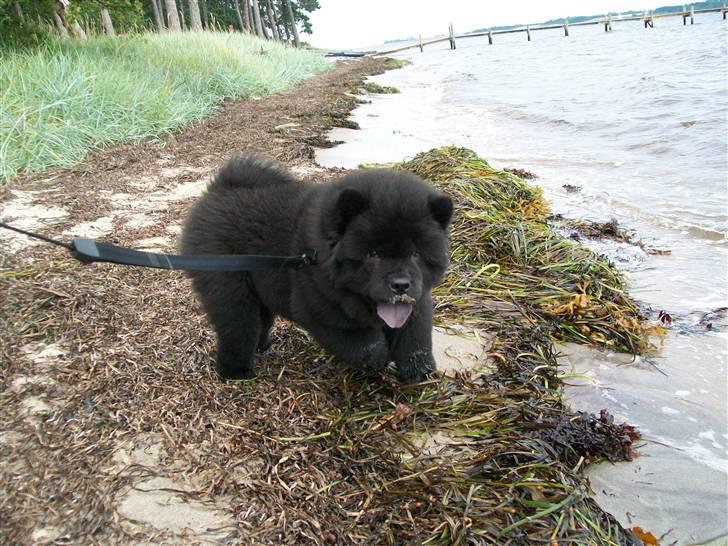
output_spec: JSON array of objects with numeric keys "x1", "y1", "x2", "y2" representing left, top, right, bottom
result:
[{"x1": 209, "y1": 154, "x2": 297, "y2": 191}]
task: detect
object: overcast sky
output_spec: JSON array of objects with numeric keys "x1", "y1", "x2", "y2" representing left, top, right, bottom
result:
[{"x1": 305, "y1": 1, "x2": 665, "y2": 49}]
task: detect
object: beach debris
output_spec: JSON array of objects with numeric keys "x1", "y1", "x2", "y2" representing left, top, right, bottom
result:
[
  {"x1": 398, "y1": 146, "x2": 659, "y2": 354},
  {"x1": 657, "y1": 310, "x2": 672, "y2": 328},
  {"x1": 532, "y1": 409, "x2": 641, "y2": 464},
  {"x1": 273, "y1": 122, "x2": 301, "y2": 131},
  {"x1": 505, "y1": 167, "x2": 538, "y2": 179},
  {"x1": 555, "y1": 216, "x2": 673, "y2": 256},
  {"x1": 641, "y1": 245, "x2": 672, "y2": 255},
  {"x1": 360, "y1": 82, "x2": 400, "y2": 94},
  {"x1": 698, "y1": 306, "x2": 728, "y2": 331},
  {"x1": 562, "y1": 183, "x2": 582, "y2": 192},
  {"x1": 372, "y1": 403, "x2": 412, "y2": 431},
  {"x1": 631, "y1": 526, "x2": 660, "y2": 545}
]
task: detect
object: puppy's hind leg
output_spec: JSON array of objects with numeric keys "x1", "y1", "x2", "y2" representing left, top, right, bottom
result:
[
  {"x1": 194, "y1": 272, "x2": 262, "y2": 380},
  {"x1": 257, "y1": 306, "x2": 275, "y2": 353}
]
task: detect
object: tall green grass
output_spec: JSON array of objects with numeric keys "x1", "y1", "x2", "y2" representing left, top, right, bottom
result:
[{"x1": 0, "y1": 32, "x2": 331, "y2": 178}]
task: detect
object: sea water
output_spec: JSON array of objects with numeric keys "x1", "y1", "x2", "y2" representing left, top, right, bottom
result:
[{"x1": 317, "y1": 15, "x2": 727, "y2": 544}]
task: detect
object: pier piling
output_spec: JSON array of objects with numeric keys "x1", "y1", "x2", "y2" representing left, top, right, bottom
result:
[
  {"x1": 419, "y1": 33, "x2": 423, "y2": 52},
  {"x1": 526, "y1": 24, "x2": 531, "y2": 41},
  {"x1": 643, "y1": 10, "x2": 654, "y2": 28},
  {"x1": 488, "y1": 29, "x2": 493, "y2": 44},
  {"x1": 448, "y1": 23, "x2": 456, "y2": 49},
  {"x1": 564, "y1": 17, "x2": 569, "y2": 36}
]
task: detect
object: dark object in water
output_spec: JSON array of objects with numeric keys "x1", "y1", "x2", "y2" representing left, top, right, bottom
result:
[
  {"x1": 504, "y1": 167, "x2": 537, "y2": 179},
  {"x1": 562, "y1": 183, "x2": 582, "y2": 193},
  {"x1": 698, "y1": 307, "x2": 728, "y2": 331},
  {"x1": 565, "y1": 217, "x2": 629, "y2": 242},
  {"x1": 657, "y1": 310, "x2": 672, "y2": 327}
]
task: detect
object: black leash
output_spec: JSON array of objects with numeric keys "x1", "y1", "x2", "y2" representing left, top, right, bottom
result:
[{"x1": 0, "y1": 222, "x2": 316, "y2": 272}]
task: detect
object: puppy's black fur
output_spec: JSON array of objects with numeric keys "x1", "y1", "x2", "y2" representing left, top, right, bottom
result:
[{"x1": 181, "y1": 155, "x2": 453, "y2": 383}]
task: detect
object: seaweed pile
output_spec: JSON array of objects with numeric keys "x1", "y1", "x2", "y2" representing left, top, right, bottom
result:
[
  {"x1": 400, "y1": 147, "x2": 664, "y2": 354},
  {"x1": 0, "y1": 146, "x2": 655, "y2": 545}
]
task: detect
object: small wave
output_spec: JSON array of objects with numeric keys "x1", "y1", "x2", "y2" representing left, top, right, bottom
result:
[{"x1": 560, "y1": 191, "x2": 728, "y2": 242}]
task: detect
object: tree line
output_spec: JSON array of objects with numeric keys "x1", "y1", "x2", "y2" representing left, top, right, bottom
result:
[{"x1": 1, "y1": 0, "x2": 320, "y2": 46}]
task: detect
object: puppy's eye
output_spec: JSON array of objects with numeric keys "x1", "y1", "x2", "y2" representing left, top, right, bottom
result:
[{"x1": 368, "y1": 249, "x2": 378, "y2": 257}]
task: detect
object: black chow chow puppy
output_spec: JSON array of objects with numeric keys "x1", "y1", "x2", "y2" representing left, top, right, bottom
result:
[{"x1": 180, "y1": 155, "x2": 453, "y2": 383}]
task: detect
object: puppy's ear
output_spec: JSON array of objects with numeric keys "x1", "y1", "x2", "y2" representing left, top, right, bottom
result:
[
  {"x1": 335, "y1": 188, "x2": 369, "y2": 233},
  {"x1": 429, "y1": 194, "x2": 453, "y2": 229}
]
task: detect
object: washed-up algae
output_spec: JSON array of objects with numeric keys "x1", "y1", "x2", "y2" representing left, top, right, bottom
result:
[
  {"x1": 0, "y1": 146, "x2": 658, "y2": 544},
  {"x1": 317, "y1": 146, "x2": 656, "y2": 544}
]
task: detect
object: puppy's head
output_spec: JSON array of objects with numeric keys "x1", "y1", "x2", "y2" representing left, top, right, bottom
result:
[{"x1": 323, "y1": 169, "x2": 453, "y2": 328}]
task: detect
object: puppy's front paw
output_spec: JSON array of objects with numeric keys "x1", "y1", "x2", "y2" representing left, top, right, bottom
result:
[
  {"x1": 216, "y1": 353, "x2": 256, "y2": 381},
  {"x1": 357, "y1": 341, "x2": 391, "y2": 373},
  {"x1": 396, "y1": 350, "x2": 436, "y2": 384}
]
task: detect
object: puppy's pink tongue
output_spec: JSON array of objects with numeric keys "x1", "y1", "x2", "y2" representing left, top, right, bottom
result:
[{"x1": 377, "y1": 303, "x2": 413, "y2": 329}]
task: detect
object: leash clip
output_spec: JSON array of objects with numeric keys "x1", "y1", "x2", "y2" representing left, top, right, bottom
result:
[{"x1": 299, "y1": 250, "x2": 318, "y2": 268}]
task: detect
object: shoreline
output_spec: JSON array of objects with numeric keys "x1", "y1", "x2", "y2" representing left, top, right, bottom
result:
[
  {"x1": 317, "y1": 53, "x2": 727, "y2": 545},
  {"x1": 0, "y1": 56, "x2": 680, "y2": 545}
]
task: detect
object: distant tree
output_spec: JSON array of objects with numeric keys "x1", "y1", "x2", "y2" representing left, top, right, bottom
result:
[
  {"x1": 54, "y1": 0, "x2": 70, "y2": 35},
  {"x1": 199, "y1": 0, "x2": 208, "y2": 28},
  {"x1": 240, "y1": 0, "x2": 250, "y2": 31},
  {"x1": 282, "y1": 0, "x2": 298, "y2": 46},
  {"x1": 187, "y1": 0, "x2": 201, "y2": 29},
  {"x1": 164, "y1": 0, "x2": 180, "y2": 29},
  {"x1": 233, "y1": 0, "x2": 246, "y2": 31},
  {"x1": 291, "y1": 0, "x2": 318, "y2": 34},
  {"x1": 264, "y1": 0, "x2": 279, "y2": 39},
  {"x1": 149, "y1": 0, "x2": 164, "y2": 29},
  {"x1": 250, "y1": 0, "x2": 264, "y2": 37}
]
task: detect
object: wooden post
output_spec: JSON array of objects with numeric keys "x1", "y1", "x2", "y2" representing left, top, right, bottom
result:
[
  {"x1": 526, "y1": 24, "x2": 531, "y2": 41},
  {"x1": 643, "y1": 10, "x2": 654, "y2": 28},
  {"x1": 488, "y1": 28, "x2": 493, "y2": 44},
  {"x1": 690, "y1": 5, "x2": 694, "y2": 24},
  {"x1": 448, "y1": 23, "x2": 456, "y2": 49},
  {"x1": 418, "y1": 33, "x2": 423, "y2": 52},
  {"x1": 683, "y1": 5, "x2": 688, "y2": 25},
  {"x1": 564, "y1": 17, "x2": 569, "y2": 37},
  {"x1": 101, "y1": 8, "x2": 115, "y2": 36}
]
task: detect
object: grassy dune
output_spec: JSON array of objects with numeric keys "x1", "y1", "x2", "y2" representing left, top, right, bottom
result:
[{"x1": 0, "y1": 32, "x2": 330, "y2": 178}]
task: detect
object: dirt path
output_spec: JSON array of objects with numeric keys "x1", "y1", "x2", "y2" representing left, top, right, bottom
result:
[{"x1": 0, "y1": 58, "x2": 491, "y2": 546}]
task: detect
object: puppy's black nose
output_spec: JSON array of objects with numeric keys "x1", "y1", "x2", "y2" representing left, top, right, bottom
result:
[{"x1": 390, "y1": 276, "x2": 411, "y2": 294}]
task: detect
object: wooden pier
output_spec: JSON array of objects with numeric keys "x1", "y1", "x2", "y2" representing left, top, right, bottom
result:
[{"x1": 376, "y1": 6, "x2": 727, "y2": 56}]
